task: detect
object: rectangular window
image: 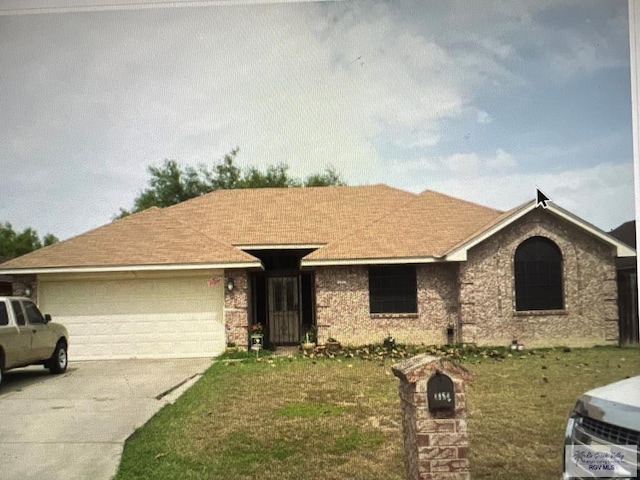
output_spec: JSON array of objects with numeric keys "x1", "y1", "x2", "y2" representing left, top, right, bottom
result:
[
  {"x1": 369, "y1": 265, "x2": 417, "y2": 314},
  {"x1": 515, "y1": 261, "x2": 563, "y2": 311}
]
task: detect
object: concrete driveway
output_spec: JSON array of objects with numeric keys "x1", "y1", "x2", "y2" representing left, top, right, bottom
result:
[{"x1": 0, "y1": 358, "x2": 213, "y2": 480}]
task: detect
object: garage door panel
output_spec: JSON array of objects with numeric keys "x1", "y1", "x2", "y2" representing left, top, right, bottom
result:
[
  {"x1": 40, "y1": 276, "x2": 221, "y2": 316},
  {"x1": 38, "y1": 273, "x2": 225, "y2": 360},
  {"x1": 61, "y1": 313, "x2": 222, "y2": 335},
  {"x1": 69, "y1": 338, "x2": 222, "y2": 360}
]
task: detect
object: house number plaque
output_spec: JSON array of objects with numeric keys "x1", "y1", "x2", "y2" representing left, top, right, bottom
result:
[
  {"x1": 427, "y1": 371, "x2": 455, "y2": 412},
  {"x1": 250, "y1": 334, "x2": 263, "y2": 352}
]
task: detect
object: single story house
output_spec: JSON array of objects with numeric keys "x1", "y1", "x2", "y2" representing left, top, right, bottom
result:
[{"x1": 0, "y1": 185, "x2": 634, "y2": 360}]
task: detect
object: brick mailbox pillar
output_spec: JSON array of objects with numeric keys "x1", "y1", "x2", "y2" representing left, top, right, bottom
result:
[{"x1": 392, "y1": 354, "x2": 473, "y2": 480}]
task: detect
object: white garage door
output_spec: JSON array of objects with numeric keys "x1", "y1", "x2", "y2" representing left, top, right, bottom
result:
[{"x1": 38, "y1": 271, "x2": 225, "y2": 360}]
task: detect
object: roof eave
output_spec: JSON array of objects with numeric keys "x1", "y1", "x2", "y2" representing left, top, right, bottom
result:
[
  {"x1": 300, "y1": 256, "x2": 447, "y2": 267},
  {"x1": 236, "y1": 243, "x2": 325, "y2": 251},
  {"x1": 547, "y1": 204, "x2": 636, "y2": 257},
  {"x1": 0, "y1": 261, "x2": 263, "y2": 275}
]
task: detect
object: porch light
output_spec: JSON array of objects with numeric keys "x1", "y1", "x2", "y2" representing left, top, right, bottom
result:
[
  {"x1": 24, "y1": 286, "x2": 32, "y2": 297},
  {"x1": 225, "y1": 277, "x2": 235, "y2": 291}
]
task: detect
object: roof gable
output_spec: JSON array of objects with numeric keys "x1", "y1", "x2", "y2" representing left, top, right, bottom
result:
[{"x1": 445, "y1": 201, "x2": 636, "y2": 261}]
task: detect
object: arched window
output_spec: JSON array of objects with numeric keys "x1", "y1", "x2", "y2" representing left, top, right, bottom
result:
[{"x1": 514, "y1": 236, "x2": 563, "y2": 311}]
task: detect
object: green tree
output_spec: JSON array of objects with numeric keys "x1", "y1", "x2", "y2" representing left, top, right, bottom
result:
[
  {"x1": 119, "y1": 148, "x2": 346, "y2": 216},
  {"x1": 304, "y1": 166, "x2": 346, "y2": 187},
  {"x1": 243, "y1": 163, "x2": 299, "y2": 188},
  {"x1": 0, "y1": 222, "x2": 59, "y2": 259},
  {"x1": 205, "y1": 148, "x2": 243, "y2": 189},
  {"x1": 43, "y1": 233, "x2": 59, "y2": 247},
  {"x1": 131, "y1": 160, "x2": 207, "y2": 211}
]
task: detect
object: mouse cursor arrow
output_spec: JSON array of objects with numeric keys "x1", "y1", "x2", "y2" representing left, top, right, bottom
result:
[{"x1": 536, "y1": 188, "x2": 550, "y2": 209}]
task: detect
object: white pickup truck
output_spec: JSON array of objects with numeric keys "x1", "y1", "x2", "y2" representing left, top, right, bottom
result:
[
  {"x1": 563, "y1": 375, "x2": 640, "y2": 479},
  {"x1": 0, "y1": 296, "x2": 69, "y2": 386}
]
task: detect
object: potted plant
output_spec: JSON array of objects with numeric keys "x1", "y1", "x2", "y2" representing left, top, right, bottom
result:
[{"x1": 301, "y1": 328, "x2": 316, "y2": 351}]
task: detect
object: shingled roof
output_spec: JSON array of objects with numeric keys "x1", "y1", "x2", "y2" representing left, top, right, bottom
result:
[
  {"x1": 0, "y1": 184, "x2": 631, "y2": 273},
  {"x1": 164, "y1": 184, "x2": 417, "y2": 246},
  {"x1": 302, "y1": 189, "x2": 502, "y2": 264},
  {"x1": 610, "y1": 220, "x2": 636, "y2": 249},
  {"x1": 609, "y1": 220, "x2": 636, "y2": 270},
  {"x1": 0, "y1": 207, "x2": 260, "y2": 272}
]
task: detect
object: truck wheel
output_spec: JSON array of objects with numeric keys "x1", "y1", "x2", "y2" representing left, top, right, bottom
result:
[
  {"x1": 49, "y1": 341, "x2": 68, "y2": 374},
  {"x1": 0, "y1": 358, "x2": 3, "y2": 387}
]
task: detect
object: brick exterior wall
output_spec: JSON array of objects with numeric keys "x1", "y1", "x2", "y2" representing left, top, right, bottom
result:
[
  {"x1": 315, "y1": 264, "x2": 459, "y2": 346},
  {"x1": 314, "y1": 210, "x2": 618, "y2": 348},
  {"x1": 460, "y1": 209, "x2": 618, "y2": 347},
  {"x1": 224, "y1": 270, "x2": 250, "y2": 348}
]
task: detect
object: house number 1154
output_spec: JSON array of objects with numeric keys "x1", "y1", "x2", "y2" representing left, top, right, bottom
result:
[{"x1": 433, "y1": 392, "x2": 452, "y2": 402}]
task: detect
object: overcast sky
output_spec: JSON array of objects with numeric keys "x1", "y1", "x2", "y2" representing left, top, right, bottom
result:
[{"x1": 0, "y1": 0, "x2": 634, "y2": 240}]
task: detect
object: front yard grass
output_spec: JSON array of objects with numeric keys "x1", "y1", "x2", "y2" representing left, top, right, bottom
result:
[{"x1": 114, "y1": 346, "x2": 639, "y2": 480}]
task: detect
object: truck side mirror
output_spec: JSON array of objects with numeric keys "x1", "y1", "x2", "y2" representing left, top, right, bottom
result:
[{"x1": 44, "y1": 314, "x2": 52, "y2": 324}]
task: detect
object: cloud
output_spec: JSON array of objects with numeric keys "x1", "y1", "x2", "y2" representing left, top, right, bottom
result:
[
  {"x1": 392, "y1": 161, "x2": 633, "y2": 231},
  {"x1": 544, "y1": 29, "x2": 629, "y2": 81},
  {"x1": 486, "y1": 149, "x2": 517, "y2": 168},
  {"x1": 1, "y1": 2, "x2": 493, "y2": 192},
  {"x1": 445, "y1": 153, "x2": 482, "y2": 175},
  {"x1": 477, "y1": 110, "x2": 493, "y2": 124},
  {"x1": 393, "y1": 149, "x2": 518, "y2": 179},
  {"x1": 411, "y1": 0, "x2": 629, "y2": 85},
  {"x1": 0, "y1": 1, "x2": 633, "y2": 241}
]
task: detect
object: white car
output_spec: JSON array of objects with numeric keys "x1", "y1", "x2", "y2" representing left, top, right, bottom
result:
[
  {"x1": 563, "y1": 376, "x2": 640, "y2": 479},
  {"x1": 0, "y1": 296, "x2": 69, "y2": 386}
]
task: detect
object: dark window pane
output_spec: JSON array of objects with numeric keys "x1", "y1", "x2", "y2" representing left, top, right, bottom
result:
[
  {"x1": 24, "y1": 301, "x2": 45, "y2": 324},
  {"x1": 514, "y1": 237, "x2": 564, "y2": 311},
  {"x1": 0, "y1": 303, "x2": 8, "y2": 326},
  {"x1": 11, "y1": 300, "x2": 26, "y2": 326},
  {"x1": 369, "y1": 265, "x2": 417, "y2": 313}
]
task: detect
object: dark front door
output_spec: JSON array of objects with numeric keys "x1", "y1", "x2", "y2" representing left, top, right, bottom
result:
[{"x1": 268, "y1": 276, "x2": 300, "y2": 344}]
